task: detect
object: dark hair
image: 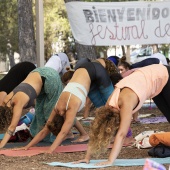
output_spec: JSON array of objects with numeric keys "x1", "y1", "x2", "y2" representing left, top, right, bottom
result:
[
  {"x1": 110, "y1": 73, "x2": 123, "y2": 86},
  {"x1": 119, "y1": 55, "x2": 126, "y2": 62},
  {"x1": 118, "y1": 61, "x2": 131, "y2": 70},
  {"x1": 47, "y1": 114, "x2": 64, "y2": 136},
  {"x1": 0, "y1": 106, "x2": 13, "y2": 130},
  {"x1": 61, "y1": 70, "x2": 74, "y2": 85}
]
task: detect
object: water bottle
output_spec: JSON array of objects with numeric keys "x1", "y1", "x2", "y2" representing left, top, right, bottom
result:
[{"x1": 19, "y1": 112, "x2": 34, "y2": 125}]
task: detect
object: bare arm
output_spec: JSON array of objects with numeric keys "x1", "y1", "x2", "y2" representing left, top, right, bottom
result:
[
  {"x1": 97, "y1": 88, "x2": 139, "y2": 166},
  {"x1": 0, "y1": 104, "x2": 23, "y2": 148},
  {"x1": 14, "y1": 109, "x2": 57, "y2": 150},
  {"x1": 46, "y1": 108, "x2": 76, "y2": 153},
  {"x1": 74, "y1": 144, "x2": 92, "y2": 164},
  {"x1": 107, "y1": 104, "x2": 132, "y2": 164},
  {"x1": 0, "y1": 91, "x2": 7, "y2": 106}
]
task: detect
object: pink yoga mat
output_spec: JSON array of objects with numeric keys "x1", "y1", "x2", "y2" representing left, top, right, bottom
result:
[
  {"x1": 0, "y1": 144, "x2": 88, "y2": 157},
  {"x1": 0, "y1": 144, "x2": 113, "y2": 157}
]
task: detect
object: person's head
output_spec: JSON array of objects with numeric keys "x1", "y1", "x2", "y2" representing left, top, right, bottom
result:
[
  {"x1": 47, "y1": 114, "x2": 64, "y2": 136},
  {"x1": 0, "y1": 106, "x2": 13, "y2": 130},
  {"x1": 88, "y1": 106, "x2": 120, "y2": 157},
  {"x1": 107, "y1": 56, "x2": 120, "y2": 66},
  {"x1": 118, "y1": 61, "x2": 131, "y2": 75},
  {"x1": 103, "y1": 58, "x2": 119, "y2": 76},
  {"x1": 61, "y1": 69, "x2": 75, "y2": 85}
]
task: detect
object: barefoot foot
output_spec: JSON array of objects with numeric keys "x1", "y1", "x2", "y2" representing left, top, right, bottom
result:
[
  {"x1": 71, "y1": 134, "x2": 89, "y2": 143},
  {"x1": 63, "y1": 132, "x2": 75, "y2": 140}
]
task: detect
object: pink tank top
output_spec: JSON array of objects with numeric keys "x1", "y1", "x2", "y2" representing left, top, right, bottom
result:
[{"x1": 109, "y1": 64, "x2": 169, "y2": 114}]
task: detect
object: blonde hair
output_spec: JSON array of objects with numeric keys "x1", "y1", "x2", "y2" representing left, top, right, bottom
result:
[{"x1": 89, "y1": 106, "x2": 120, "y2": 157}]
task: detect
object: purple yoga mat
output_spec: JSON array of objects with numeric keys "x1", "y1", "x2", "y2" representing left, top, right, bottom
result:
[{"x1": 140, "y1": 116, "x2": 168, "y2": 124}]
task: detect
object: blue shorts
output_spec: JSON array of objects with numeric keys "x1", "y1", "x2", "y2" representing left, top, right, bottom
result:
[{"x1": 88, "y1": 82, "x2": 114, "y2": 108}]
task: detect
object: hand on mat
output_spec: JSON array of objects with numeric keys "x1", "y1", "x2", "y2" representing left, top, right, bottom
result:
[
  {"x1": 73, "y1": 158, "x2": 90, "y2": 164},
  {"x1": 43, "y1": 148, "x2": 54, "y2": 154},
  {"x1": 95, "y1": 160, "x2": 112, "y2": 166},
  {"x1": 12, "y1": 146, "x2": 29, "y2": 151}
]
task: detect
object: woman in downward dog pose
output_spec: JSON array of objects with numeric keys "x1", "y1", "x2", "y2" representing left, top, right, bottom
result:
[
  {"x1": 0, "y1": 67, "x2": 63, "y2": 148},
  {"x1": 75, "y1": 64, "x2": 170, "y2": 166}
]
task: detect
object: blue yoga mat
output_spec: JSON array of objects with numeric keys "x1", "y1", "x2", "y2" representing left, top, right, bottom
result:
[
  {"x1": 0, "y1": 134, "x2": 87, "y2": 149},
  {"x1": 0, "y1": 134, "x2": 4, "y2": 140},
  {"x1": 45, "y1": 157, "x2": 170, "y2": 169}
]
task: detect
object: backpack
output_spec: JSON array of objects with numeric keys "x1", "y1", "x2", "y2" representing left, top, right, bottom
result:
[{"x1": 148, "y1": 143, "x2": 170, "y2": 158}]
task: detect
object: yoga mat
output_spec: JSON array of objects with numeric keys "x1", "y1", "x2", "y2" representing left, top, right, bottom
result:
[
  {"x1": 0, "y1": 134, "x2": 4, "y2": 140},
  {"x1": 140, "y1": 116, "x2": 168, "y2": 124},
  {"x1": 4, "y1": 140, "x2": 52, "y2": 149},
  {"x1": 0, "y1": 144, "x2": 88, "y2": 157},
  {"x1": 138, "y1": 114, "x2": 155, "y2": 118},
  {"x1": 0, "y1": 144, "x2": 113, "y2": 157},
  {"x1": 141, "y1": 103, "x2": 157, "y2": 108},
  {"x1": 3, "y1": 136, "x2": 88, "y2": 149},
  {"x1": 45, "y1": 157, "x2": 170, "y2": 168}
]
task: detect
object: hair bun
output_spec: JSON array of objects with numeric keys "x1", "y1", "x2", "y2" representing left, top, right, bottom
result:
[{"x1": 120, "y1": 56, "x2": 126, "y2": 62}]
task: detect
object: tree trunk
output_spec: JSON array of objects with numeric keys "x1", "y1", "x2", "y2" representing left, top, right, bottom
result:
[
  {"x1": 75, "y1": 43, "x2": 96, "y2": 60},
  {"x1": 18, "y1": 0, "x2": 36, "y2": 64},
  {"x1": 64, "y1": 0, "x2": 97, "y2": 60},
  {"x1": 121, "y1": 45, "x2": 126, "y2": 56},
  {"x1": 8, "y1": 51, "x2": 15, "y2": 68},
  {"x1": 126, "y1": 45, "x2": 131, "y2": 63}
]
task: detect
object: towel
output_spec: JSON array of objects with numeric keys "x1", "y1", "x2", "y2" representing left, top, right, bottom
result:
[{"x1": 149, "y1": 132, "x2": 170, "y2": 146}]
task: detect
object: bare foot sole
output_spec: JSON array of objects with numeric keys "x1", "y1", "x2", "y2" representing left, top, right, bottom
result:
[
  {"x1": 64, "y1": 133, "x2": 75, "y2": 140},
  {"x1": 71, "y1": 135, "x2": 89, "y2": 143}
]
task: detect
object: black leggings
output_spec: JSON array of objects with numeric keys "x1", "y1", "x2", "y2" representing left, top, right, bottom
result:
[
  {"x1": 130, "y1": 58, "x2": 160, "y2": 69},
  {"x1": 153, "y1": 65, "x2": 170, "y2": 122}
]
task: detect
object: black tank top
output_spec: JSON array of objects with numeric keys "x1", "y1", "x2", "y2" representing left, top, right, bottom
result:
[{"x1": 12, "y1": 83, "x2": 37, "y2": 108}]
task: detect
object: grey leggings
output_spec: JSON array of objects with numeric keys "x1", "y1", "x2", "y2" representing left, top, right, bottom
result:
[{"x1": 153, "y1": 65, "x2": 170, "y2": 122}]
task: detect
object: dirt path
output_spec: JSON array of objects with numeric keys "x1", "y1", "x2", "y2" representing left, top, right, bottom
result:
[{"x1": 0, "y1": 107, "x2": 170, "y2": 170}]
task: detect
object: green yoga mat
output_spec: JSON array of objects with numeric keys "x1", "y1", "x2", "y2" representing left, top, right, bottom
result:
[{"x1": 45, "y1": 157, "x2": 170, "y2": 168}]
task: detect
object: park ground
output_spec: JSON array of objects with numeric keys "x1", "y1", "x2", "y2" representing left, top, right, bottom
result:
[{"x1": 0, "y1": 107, "x2": 170, "y2": 170}]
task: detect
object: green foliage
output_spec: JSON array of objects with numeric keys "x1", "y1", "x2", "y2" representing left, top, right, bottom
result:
[
  {"x1": 160, "y1": 44, "x2": 170, "y2": 58},
  {"x1": 0, "y1": 0, "x2": 168, "y2": 62},
  {"x1": 43, "y1": 0, "x2": 72, "y2": 59},
  {"x1": 0, "y1": 0, "x2": 18, "y2": 61}
]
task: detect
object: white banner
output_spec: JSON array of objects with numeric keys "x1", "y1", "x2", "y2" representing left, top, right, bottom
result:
[{"x1": 65, "y1": 1, "x2": 170, "y2": 46}]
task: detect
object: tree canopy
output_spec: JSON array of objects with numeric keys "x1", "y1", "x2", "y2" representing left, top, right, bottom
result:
[{"x1": 0, "y1": 0, "x2": 169, "y2": 65}]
